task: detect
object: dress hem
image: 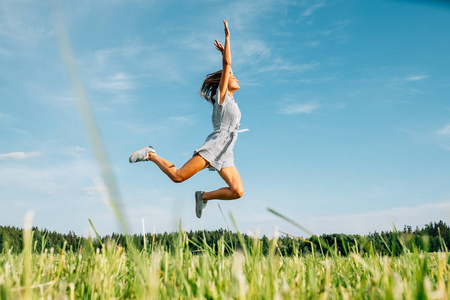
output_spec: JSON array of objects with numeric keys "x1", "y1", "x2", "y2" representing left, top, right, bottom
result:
[{"x1": 194, "y1": 149, "x2": 235, "y2": 172}]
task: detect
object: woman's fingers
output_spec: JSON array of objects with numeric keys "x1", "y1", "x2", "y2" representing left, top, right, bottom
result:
[
  {"x1": 214, "y1": 39, "x2": 224, "y2": 52},
  {"x1": 223, "y1": 19, "x2": 230, "y2": 36}
]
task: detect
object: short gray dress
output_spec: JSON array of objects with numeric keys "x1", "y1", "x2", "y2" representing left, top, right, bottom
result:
[{"x1": 194, "y1": 86, "x2": 242, "y2": 171}]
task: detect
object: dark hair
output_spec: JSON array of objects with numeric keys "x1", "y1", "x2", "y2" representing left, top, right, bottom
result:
[{"x1": 200, "y1": 70, "x2": 222, "y2": 105}]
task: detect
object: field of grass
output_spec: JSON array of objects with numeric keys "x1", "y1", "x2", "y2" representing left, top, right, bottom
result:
[{"x1": 1, "y1": 223, "x2": 449, "y2": 300}]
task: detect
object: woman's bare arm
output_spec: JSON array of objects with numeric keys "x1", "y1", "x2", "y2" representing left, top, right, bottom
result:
[{"x1": 218, "y1": 20, "x2": 231, "y2": 105}]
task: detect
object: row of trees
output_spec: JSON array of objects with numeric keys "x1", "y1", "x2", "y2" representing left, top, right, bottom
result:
[{"x1": 0, "y1": 221, "x2": 449, "y2": 256}]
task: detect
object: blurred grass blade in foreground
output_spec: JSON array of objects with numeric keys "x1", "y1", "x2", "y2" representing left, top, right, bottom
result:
[
  {"x1": 51, "y1": 1, "x2": 128, "y2": 233},
  {"x1": 267, "y1": 207, "x2": 313, "y2": 236}
]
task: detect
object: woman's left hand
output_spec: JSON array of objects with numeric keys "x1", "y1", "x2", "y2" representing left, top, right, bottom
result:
[{"x1": 214, "y1": 39, "x2": 224, "y2": 54}]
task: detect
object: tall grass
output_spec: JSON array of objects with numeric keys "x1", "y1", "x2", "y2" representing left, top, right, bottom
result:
[{"x1": 1, "y1": 225, "x2": 450, "y2": 299}]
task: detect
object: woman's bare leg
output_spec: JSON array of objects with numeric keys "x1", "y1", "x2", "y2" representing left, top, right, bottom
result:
[
  {"x1": 148, "y1": 153, "x2": 209, "y2": 183},
  {"x1": 202, "y1": 166, "x2": 244, "y2": 201}
]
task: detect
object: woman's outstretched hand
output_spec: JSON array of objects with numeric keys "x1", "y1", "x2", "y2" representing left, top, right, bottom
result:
[
  {"x1": 214, "y1": 20, "x2": 230, "y2": 54},
  {"x1": 214, "y1": 40, "x2": 224, "y2": 54},
  {"x1": 223, "y1": 19, "x2": 230, "y2": 37}
]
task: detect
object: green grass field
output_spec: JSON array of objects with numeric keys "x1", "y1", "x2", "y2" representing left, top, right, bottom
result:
[{"x1": 1, "y1": 225, "x2": 449, "y2": 299}]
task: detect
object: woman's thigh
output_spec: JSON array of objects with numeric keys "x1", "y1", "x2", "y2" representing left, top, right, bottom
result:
[
  {"x1": 177, "y1": 154, "x2": 210, "y2": 181},
  {"x1": 218, "y1": 166, "x2": 243, "y2": 192}
]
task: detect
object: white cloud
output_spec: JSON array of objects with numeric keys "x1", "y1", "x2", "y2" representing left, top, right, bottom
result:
[
  {"x1": 118, "y1": 115, "x2": 197, "y2": 135},
  {"x1": 82, "y1": 186, "x2": 102, "y2": 197},
  {"x1": 234, "y1": 40, "x2": 272, "y2": 67},
  {"x1": 156, "y1": 115, "x2": 197, "y2": 131},
  {"x1": 0, "y1": 152, "x2": 42, "y2": 160},
  {"x1": 302, "y1": 201, "x2": 450, "y2": 235},
  {"x1": 72, "y1": 145, "x2": 87, "y2": 152},
  {"x1": 320, "y1": 20, "x2": 352, "y2": 44},
  {"x1": 225, "y1": 0, "x2": 277, "y2": 30},
  {"x1": 254, "y1": 200, "x2": 450, "y2": 237},
  {"x1": 88, "y1": 43, "x2": 184, "y2": 96},
  {"x1": 390, "y1": 75, "x2": 429, "y2": 82},
  {"x1": 233, "y1": 38, "x2": 319, "y2": 75},
  {"x1": 92, "y1": 72, "x2": 136, "y2": 92},
  {"x1": 437, "y1": 124, "x2": 450, "y2": 136},
  {"x1": 278, "y1": 102, "x2": 320, "y2": 114},
  {"x1": 0, "y1": 158, "x2": 98, "y2": 195},
  {"x1": 302, "y1": 2, "x2": 326, "y2": 17},
  {"x1": 303, "y1": 41, "x2": 320, "y2": 48},
  {"x1": 61, "y1": 145, "x2": 88, "y2": 156},
  {"x1": 93, "y1": 44, "x2": 152, "y2": 68},
  {"x1": 297, "y1": 76, "x2": 336, "y2": 85},
  {"x1": 0, "y1": 1, "x2": 52, "y2": 45},
  {"x1": 405, "y1": 75, "x2": 428, "y2": 81},
  {"x1": 258, "y1": 60, "x2": 320, "y2": 74},
  {"x1": 167, "y1": 116, "x2": 196, "y2": 127}
]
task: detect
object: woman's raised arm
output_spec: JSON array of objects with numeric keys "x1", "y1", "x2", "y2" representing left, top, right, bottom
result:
[{"x1": 218, "y1": 20, "x2": 231, "y2": 105}]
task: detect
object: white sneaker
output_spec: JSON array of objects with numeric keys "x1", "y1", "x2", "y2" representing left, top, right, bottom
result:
[
  {"x1": 129, "y1": 146, "x2": 156, "y2": 163},
  {"x1": 195, "y1": 191, "x2": 207, "y2": 218}
]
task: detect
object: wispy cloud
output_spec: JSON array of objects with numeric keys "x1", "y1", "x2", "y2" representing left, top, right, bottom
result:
[
  {"x1": 89, "y1": 43, "x2": 184, "y2": 91},
  {"x1": 0, "y1": 2, "x2": 52, "y2": 46},
  {"x1": 258, "y1": 60, "x2": 320, "y2": 74},
  {"x1": 302, "y1": 200, "x2": 450, "y2": 235},
  {"x1": 437, "y1": 124, "x2": 450, "y2": 136},
  {"x1": 0, "y1": 158, "x2": 97, "y2": 195},
  {"x1": 225, "y1": 0, "x2": 278, "y2": 30},
  {"x1": 61, "y1": 145, "x2": 88, "y2": 156},
  {"x1": 391, "y1": 74, "x2": 429, "y2": 82},
  {"x1": 167, "y1": 116, "x2": 196, "y2": 127},
  {"x1": 320, "y1": 20, "x2": 352, "y2": 44},
  {"x1": 301, "y1": 2, "x2": 326, "y2": 17},
  {"x1": 119, "y1": 115, "x2": 197, "y2": 135},
  {"x1": 92, "y1": 72, "x2": 136, "y2": 92},
  {"x1": 297, "y1": 76, "x2": 336, "y2": 85},
  {"x1": 233, "y1": 38, "x2": 319, "y2": 75},
  {"x1": 303, "y1": 41, "x2": 320, "y2": 48},
  {"x1": 0, "y1": 152, "x2": 42, "y2": 160},
  {"x1": 234, "y1": 40, "x2": 271, "y2": 67},
  {"x1": 278, "y1": 102, "x2": 320, "y2": 115},
  {"x1": 93, "y1": 44, "x2": 152, "y2": 68},
  {"x1": 252, "y1": 200, "x2": 450, "y2": 236},
  {"x1": 405, "y1": 75, "x2": 429, "y2": 81}
]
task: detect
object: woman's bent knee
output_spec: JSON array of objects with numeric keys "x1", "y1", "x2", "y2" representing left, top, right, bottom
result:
[
  {"x1": 231, "y1": 187, "x2": 244, "y2": 199},
  {"x1": 171, "y1": 174, "x2": 186, "y2": 183}
]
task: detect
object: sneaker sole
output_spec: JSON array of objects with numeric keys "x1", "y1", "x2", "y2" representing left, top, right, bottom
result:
[{"x1": 195, "y1": 191, "x2": 203, "y2": 218}]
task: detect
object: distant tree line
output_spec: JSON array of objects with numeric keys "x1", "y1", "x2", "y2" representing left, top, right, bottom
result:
[{"x1": 0, "y1": 221, "x2": 449, "y2": 256}]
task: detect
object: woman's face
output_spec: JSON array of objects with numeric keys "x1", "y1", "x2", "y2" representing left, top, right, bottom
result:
[{"x1": 228, "y1": 71, "x2": 240, "y2": 92}]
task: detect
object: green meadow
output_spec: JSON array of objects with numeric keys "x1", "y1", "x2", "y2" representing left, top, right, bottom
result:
[{"x1": 1, "y1": 222, "x2": 449, "y2": 299}]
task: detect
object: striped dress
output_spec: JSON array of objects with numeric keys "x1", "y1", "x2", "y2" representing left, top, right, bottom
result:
[{"x1": 194, "y1": 86, "x2": 242, "y2": 171}]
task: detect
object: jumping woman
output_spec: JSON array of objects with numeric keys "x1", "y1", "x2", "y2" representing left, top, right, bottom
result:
[{"x1": 129, "y1": 20, "x2": 245, "y2": 218}]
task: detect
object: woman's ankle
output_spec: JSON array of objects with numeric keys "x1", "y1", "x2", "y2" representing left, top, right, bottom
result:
[{"x1": 147, "y1": 152, "x2": 156, "y2": 161}]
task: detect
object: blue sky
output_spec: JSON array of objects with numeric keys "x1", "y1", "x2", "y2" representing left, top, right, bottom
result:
[{"x1": 1, "y1": 0, "x2": 450, "y2": 237}]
